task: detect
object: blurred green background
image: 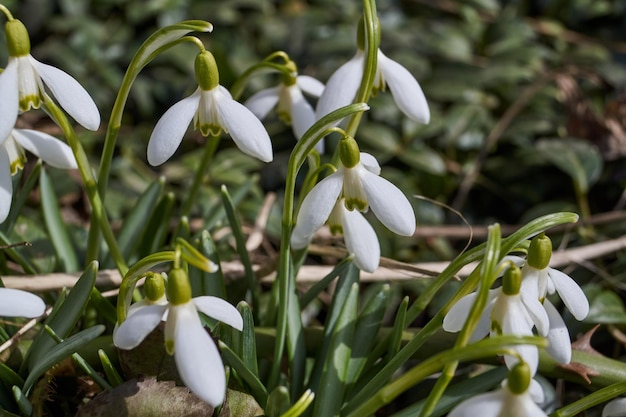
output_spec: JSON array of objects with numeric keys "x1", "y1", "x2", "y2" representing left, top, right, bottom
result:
[{"x1": 3, "y1": 0, "x2": 626, "y2": 266}]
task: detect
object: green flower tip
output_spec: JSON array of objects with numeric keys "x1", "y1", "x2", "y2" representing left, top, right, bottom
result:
[
  {"x1": 338, "y1": 135, "x2": 360, "y2": 168},
  {"x1": 528, "y1": 232, "x2": 552, "y2": 270},
  {"x1": 194, "y1": 50, "x2": 219, "y2": 91},
  {"x1": 507, "y1": 362, "x2": 531, "y2": 394},
  {"x1": 502, "y1": 264, "x2": 521, "y2": 295},
  {"x1": 144, "y1": 272, "x2": 166, "y2": 302},
  {"x1": 281, "y1": 59, "x2": 298, "y2": 86},
  {"x1": 166, "y1": 268, "x2": 192, "y2": 305},
  {"x1": 5, "y1": 19, "x2": 30, "y2": 56}
]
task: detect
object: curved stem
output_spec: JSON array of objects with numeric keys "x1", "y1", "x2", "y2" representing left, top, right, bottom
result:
[{"x1": 43, "y1": 98, "x2": 128, "y2": 275}]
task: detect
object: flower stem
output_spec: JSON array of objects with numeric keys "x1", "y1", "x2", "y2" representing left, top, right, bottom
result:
[{"x1": 43, "y1": 98, "x2": 128, "y2": 275}]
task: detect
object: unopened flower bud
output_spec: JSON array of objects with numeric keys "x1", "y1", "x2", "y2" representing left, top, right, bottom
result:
[
  {"x1": 339, "y1": 135, "x2": 361, "y2": 168},
  {"x1": 5, "y1": 19, "x2": 30, "y2": 57},
  {"x1": 144, "y1": 272, "x2": 166, "y2": 302},
  {"x1": 194, "y1": 50, "x2": 219, "y2": 91},
  {"x1": 507, "y1": 362, "x2": 531, "y2": 394},
  {"x1": 528, "y1": 233, "x2": 552, "y2": 270},
  {"x1": 502, "y1": 264, "x2": 522, "y2": 296}
]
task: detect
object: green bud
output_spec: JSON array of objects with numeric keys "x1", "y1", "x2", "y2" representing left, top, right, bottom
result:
[
  {"x1": 194, "y1": 50, "x2": 219, "y2": 91},
  {"x1": 144, "y1": 272, "x2": 166, "y2": 302},
  {"x1": 5, "y1": 19, "x2": 30, "y2": 56},
  {"x1": 339, "y1": 135, "x2": 360, "y2": 168},
  {"x1": 502, "y1": 264, "x2": 521, "y2": 296},
  {"x1": 528, "y1": 233, "x2": 552, "y2": 270},
  {"x1": 507, "y1": 362, "x2": 531, "y2": 394},
  {"x1": 166, "y1": 268, "x2": 192, "y2": 305}
]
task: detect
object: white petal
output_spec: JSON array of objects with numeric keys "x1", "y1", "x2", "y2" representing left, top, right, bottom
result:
[
  {"x1": 244, "y1": 87, "x2": 279, "y2": 120},
  {"x1": 31, "y1": 57, "x2": 100, "y2": 131},
  {"x1": 360, "y1": 168, "x2": 415, "y2": 236},
  {"x1": 548, "y1": 268, "x2": 589, "y2": 321},
  {"x1": 501, "y1": 299, "x2": 537, "y2": 374},
  {"x1": 359, "y1": 152, "x2": 381, "y2": 175},
  {"x1": 0, "y1": 148, "x2": 13, "y2": 223},
  {"x1": 0, "y1": 60, "x2": 19, "y2": 145},
  {"x1": 520, "y1": 291, "x2": 549, "y2": 336},
  {"x1": 468, "y1": 295, "x2": 497, "y2": 343},
  {"x1": 603, "y1": 398, "x2": 626, "y2": 417},
  {"x1": 0, "y1": 288, "x2": 45, "y2": 317},
  {"x1": 448, "y1": 391, "x2": 504, "y2": 417},
  {"x1": 13, "y1": 129, "x2": 77, "y2": 169},
  {"x1": 315, "y1": 52, "x2": 364, "y2": 120},
  {"x1": 543, "y1": 299, "x2": 572, "y2": 364},
  {"x1": 443, "y1": 292, "x2": 478, "y2": 333},
  {"x1": 113, "y1": 304, "x2": 167, "y2": 350},
  {"x1": 341, "y1": 207, "x2": 380, "y2": 272},
  {"x1": 378, "y1": 50, "x2": 430, "y2": 124},
  {"x1": 291, "y1": 172, "x2": 343, "y2": 248},
  {"x1": 147, "y1": 90, "x2": 200, "y2": 166},
  {"x1": 215, "y1": 86, "x2": 273, "y2": 162},
  {"x1": 528, "y1": 379, "x2": 545, "y2": 404},
  {"x1": 297, "y1": 75, "x2": 325, "y2": 97},
  {"x1": 172, "y1": 303, "x2": 226, "y2": 407},
  {"x1": 193, "y1": 296, "x2": 243, "y2": 331},
  {"x1": 289, "y1": 87, "x2": 316, "y2": 141}
]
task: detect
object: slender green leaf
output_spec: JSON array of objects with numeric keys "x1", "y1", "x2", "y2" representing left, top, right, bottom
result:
[
  {"x1": 219, "y1": 341, "x2": 268, "y2": 407},
  {"x1": 312, "y1": 283, "x2": 359, "y2": 417},
  {"x1": 1, "y1": 161, "x2": 41, "y2": 233},
  {"x1": 237, "y1": 302, "x2": 259, "y2": 377},
  {"x1": 11, "y1": 386, "x2": 31, "y2": 416},
  {"x1": 40, "y1": 167, "x2": 79, "y2": 271},
  {"x1": 98, "y1": 349, "x2": 124, "y2": 387},
  {"x1": 23, "y1": 325, "x2": 105, "y2": 393},
  {"x1": 27, "y1": 261, "x2": 98, "y2": 371},
  {"x1": 299, "y1": 258, "x2": 353, "y2": 308},
  {"x1": 0, "y1": 363, "x2": 23, "y2": 389},
  {"x1": 266, "y1": 386, "x2": 290, "y2": 417}
]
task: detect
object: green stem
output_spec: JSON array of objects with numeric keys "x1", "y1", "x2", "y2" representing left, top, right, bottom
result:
[
  {"x1": 44, "y1": 97, "x2": 128, "y2": 275},
  {"x1": 230, "y1": 57, "x2": 294, "y2": 100},
  {"x1": 551, "y1": 381, "x2": 626, "y2": 417},
  {"x1": 86, "y1": 26, "x2": 210, "y2": 263},
  {"x1": 343, "y1": 336, "x2": 547, "y2": 417},
  {"x1": 344, "y1": 0, "x2": 379, "y2": 138}
]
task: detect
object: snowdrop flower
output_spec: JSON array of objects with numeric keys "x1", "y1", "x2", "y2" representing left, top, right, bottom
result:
[
  {"x1": 0, "y1": 288, "x2": 45, "y2": 318},
  {"x1": 114, "y1": 268, "x2": 243, "y2": 407},
  {"x1": 1, "y1": 129, "x2": 77, "y2": 223},
  {"x1": 147, "y1": 50, "x2": 272, "y2": 166},
  {"x1": 449, "y1": 362, "x2": 547, "y2": 417},
  {"x1": 603, "y1": 398, "x2": 626, "y2": 417},
  {"x1": 517, "y1": 233, "x2": 589, "y2": 363},
  {"x1": 0, "y1": 18, "x2": 100, "y2": 137},
  {"x1": 245, "y1": 61, "x2": 325, "y2": 147},
  {"x1": 315, "y1": 21, "x2": 429, "y2": 124},
  {"x1": 291, "y1": 136, "x2": 415, "y2": 270},
  {"x1": 443, "y1": 264, "x2": 548, "y2": 374}
]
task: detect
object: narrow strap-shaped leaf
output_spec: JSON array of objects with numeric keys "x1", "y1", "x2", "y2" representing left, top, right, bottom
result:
[
  {"x1": 386, "y1": 297, "x2": 409, "y2": 362},
  {"x1": 219, "y1": 341, "x2": 268, "y2": 407},
  {"x1": 0, "y1": 362, "x2": 23, "y2": 389},
  {"x1": 136, "y1": 191, "x2": 175, "y2": 256},
  {"x1": 307, "y1": 263, "x2": 359, "y2": 395},
  {"x1": 345, "y1": 284, "x2": 390, "y2": 387},
  {"x1": 12, "y1": 385, "x2": 31, "y2": 416},
  {"x1": 40, "y1": 167, "x2": 79, "y2": 271},
  {"x1": 220, "y1": 185, "x2": 258, "y2": 311},
  {"x1": 109, "y1": 177, "x2": 164, "y2": 265},
  {"x1": 27, "y1": 261, "x2": 98, "y2": 371},
  {"x1": 23, "y1": 324, "x2": 105, "y2": 393},
  {"x1": 98, "y1": 349, "x2": 124, "y2": 387},
  {"x1": 204, "y1": 179, "x2": 254, "y2": 230},
  {"x1": 237, "y1": 302, "x2": 259, "y2": 377},
  {"x1": 266, "y1": 386, "x2": 290, "y2": 417},
  {"x1": 312, "y1": 283, "x2": 359, "y2": 417},
  {"x1": 299, "y1": 257, "x2": 353, "y2": 308}
]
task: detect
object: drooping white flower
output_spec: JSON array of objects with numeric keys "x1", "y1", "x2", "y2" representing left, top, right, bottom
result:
[
  {"x1": 0, "y1": 288, "x2": 46, "y2": 317},
  {"x1": 245, "y1": 74, "x2": 325, "y2": 147},
  {"x1": 0, "y1": 19, "x2": 100, "y2": 135},
  {"x1": 443, "y1": 265, "x2": 548, "y2": 374},
  {"x1": 0, "y1": 129, "x2": 77, "y2": 223},
  {"x1": 448, "y1": 363, "x2": 547, "y2": 417},
  {"x1": 147, "y1": 50, "x2": 272, "y2": 166},
  {"x1": 603, "y1": 398, "x2": 626, "y2": 417},
  {"x1": 315, "y1": 46, "x2": 429, "y2": 124},
  {"x1": 114, "y1": 268, "x2": 243, "y2": 408},
  {"x1": 326, "y1": 198, "x2": 380, "y2": 272},
  {"x1": 290, "y1": 145, "x2": 415, "y2": 271}
]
